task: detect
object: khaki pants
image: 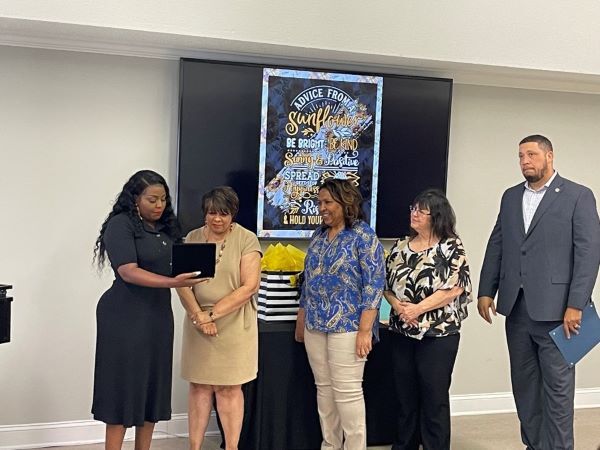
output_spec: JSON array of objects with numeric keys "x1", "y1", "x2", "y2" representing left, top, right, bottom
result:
[{"x1": 304, "y1": 329, "x2": 367, "y2": 450}]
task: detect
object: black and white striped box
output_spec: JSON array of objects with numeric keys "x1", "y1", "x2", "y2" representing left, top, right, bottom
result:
[{"x1": 257, "y1": 271, "x2": 301, "y2": 322}]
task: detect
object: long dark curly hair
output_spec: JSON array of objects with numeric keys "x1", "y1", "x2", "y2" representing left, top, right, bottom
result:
[{"x1": 93, "y1": 170, "x2": 181, "y2": 269}]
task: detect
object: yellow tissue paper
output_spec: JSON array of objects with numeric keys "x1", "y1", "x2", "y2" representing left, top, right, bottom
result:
[{"x1": 261, "y1": 242, "x2": 306, "y2": 272}]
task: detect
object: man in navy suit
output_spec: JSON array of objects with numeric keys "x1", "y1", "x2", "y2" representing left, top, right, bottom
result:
[{"x1": 478, "y1": 134, "x2": 600, "y2": 450}]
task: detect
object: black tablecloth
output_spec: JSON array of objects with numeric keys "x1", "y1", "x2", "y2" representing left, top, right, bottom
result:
[{"x1": 234, "y1": 322, "x2": 396, "y2": 450}]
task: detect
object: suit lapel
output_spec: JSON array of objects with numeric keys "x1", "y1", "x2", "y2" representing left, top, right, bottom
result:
[
  {"x1": 513, "y1": 185, "x2": 526, "y2": 238},
  {"x1": 525, "y1": 174, "x2": 564, "y2": 239}
]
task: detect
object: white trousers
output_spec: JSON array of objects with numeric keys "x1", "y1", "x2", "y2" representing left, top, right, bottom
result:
[{"x1": 304, "y1": 329, "x2": 367, "y2": 450}]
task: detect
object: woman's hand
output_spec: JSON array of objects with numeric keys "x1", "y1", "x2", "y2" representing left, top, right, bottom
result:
[
  {"x1": 200, "y1": 322, "x2": 218, "y2": 337},
  {"x1": 392, "y1": 300, "x2": 418, "y2": 327},
  {"x1": 295, "y1": 308, "x2": 306, "y2": 343},
  {"x1": 171, "y1": 272, "x2": 209, "y2": 288},
  {"x1": 355, "y1": 330, "x2": 372, "y2": 358},
  {"x1": 189, "y1": 310, "x2": 218, "y2": 336},
  {"x1": 391, "y1": 298, "x2": 405, "y2": 315},
  {"x1": 384, "y1": 291, "x2": 415, "y2": 322},
  {"x1": 117, "y1": 264, "x2": 209, "y2": 289},
  {"x1": 189, "y1": 310, "x2": 210, "y2": 326},
  {"x1": 383, "y1": 290, "x2": 403, "y2": 315},
  {"x1": 399, "y1": 286, "x2": 465, "y2": 324},
  {"x1": 400, "y1": 302, "x2": 424, "y2": 322}
]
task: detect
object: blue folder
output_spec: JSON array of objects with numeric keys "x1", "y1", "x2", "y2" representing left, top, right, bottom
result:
[{"x1": 549, "y1": 303, "x2": 600, "y2": 366}]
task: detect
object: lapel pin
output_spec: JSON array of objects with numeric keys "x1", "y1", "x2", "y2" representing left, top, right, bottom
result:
[{"x1": 555, "y1": 188, "x2": 560, "y2": 193}]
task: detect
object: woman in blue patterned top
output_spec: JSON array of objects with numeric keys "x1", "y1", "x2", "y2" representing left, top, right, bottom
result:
[
  {"x1": 384, "y1": 189, "x2": 472, "y2": 450},
  {"x1": 295, "y1": 178, "x2": 385, "y2": 450}
]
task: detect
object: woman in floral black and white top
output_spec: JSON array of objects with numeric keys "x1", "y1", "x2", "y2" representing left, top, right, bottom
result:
[{"x1": 384, "y1": 188, "x2": 472, "y2": 450}]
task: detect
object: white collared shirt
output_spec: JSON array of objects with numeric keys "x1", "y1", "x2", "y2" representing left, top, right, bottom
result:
[{"x1": 522, "y1": 170, "x2": 557, "y2": 233}]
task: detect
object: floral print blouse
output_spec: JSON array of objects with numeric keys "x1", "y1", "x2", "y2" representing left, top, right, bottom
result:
[
  {"x1": 299, "y1": 220, "x2": 385, "y2": 334},
  {"x1": 385, "y1": 237, "x2": 472, "y2": 339}
]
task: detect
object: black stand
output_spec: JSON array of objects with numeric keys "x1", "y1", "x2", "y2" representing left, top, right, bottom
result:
[{"x1": 0, "y1": 284, "x2": 13, "y2": 344}]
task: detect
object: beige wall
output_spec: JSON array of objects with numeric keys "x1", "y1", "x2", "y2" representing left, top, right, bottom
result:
[
  {"x1": 0, "y1": 46, "x2": 598, "y2": 428},
  {"x1": 448, "y1": 84, "x2": 600, "y2": 394},
  {"x1": 0, "y1": 46, "x2": 182, "y2": 425}
]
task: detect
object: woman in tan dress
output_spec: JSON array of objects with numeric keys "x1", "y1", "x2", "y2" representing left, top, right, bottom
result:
[{"x1": 176, "y1": 186, "x2": 262, "y2": 450}]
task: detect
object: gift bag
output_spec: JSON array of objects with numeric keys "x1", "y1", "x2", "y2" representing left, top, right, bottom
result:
[
  {"x1": 258, "y1": 243, "x2": 305, "y2": 322},
  {"x1": 257, "y1": 270, "x2": 302, "y2": 322}
]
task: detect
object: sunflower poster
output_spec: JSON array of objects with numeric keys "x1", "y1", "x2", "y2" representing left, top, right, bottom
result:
[{"x1": 257, "y1": 68, "x2": 383, "y2": 238}]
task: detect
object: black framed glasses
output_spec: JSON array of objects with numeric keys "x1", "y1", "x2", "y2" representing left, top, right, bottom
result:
[{"x1": 409, "y1": 205, "x2": 431, "y2": 216}]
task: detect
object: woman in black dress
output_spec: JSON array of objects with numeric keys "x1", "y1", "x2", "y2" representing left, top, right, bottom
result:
[{"x1": 92, "y1": 170, "x2": 203, "y2": 450}]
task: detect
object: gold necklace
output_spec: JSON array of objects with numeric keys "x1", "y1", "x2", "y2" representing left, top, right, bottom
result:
[
  {"x1": 204, "y1": 225, "x2": 232, "y2": 266},
  {"x1": 215, "y1": 240, "x2": 226, "y2": 266}
]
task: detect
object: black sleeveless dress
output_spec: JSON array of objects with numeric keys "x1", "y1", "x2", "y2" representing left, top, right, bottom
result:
[{"x1": 92, "y1": 213, "x2": 174, "y2": 427}]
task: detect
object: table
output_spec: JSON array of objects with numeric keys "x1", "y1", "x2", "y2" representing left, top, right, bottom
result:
[{"x1": 234, "y1": 322, "x2": 397, "y2": 450}]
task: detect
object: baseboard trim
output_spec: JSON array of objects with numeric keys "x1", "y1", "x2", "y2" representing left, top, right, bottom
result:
[
  {"x1": 0, "y1": 414, "x2": 204, "y2": 450},
  {"x1": 450, "y1": 387, "x2": 600, "y2": 416},
  {"x1": 2, "y1": 389, "x2": 599, "y2": 449},
  {"x1": 451, "y1": 391, "x2": 517, "y2": 416}
]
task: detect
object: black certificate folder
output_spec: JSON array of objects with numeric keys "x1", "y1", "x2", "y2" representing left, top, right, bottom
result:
[
  {"x1": 171, "y1": 243, "x2": 216, "y2": 278},
  {"x1": 549, "y1": 302, "x2": 600, "y2": 366}
]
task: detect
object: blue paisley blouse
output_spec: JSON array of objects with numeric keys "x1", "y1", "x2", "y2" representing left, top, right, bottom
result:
[
  {"x1": 385, "y1": 237, "x2": 472, "y2": 339},
  {"x1": 299, "y1": 220, "x2": 385, "y2": 334}
]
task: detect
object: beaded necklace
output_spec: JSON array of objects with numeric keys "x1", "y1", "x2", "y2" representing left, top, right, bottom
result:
[{"x1": 203, "y1": 224, "x2": 233, "y2": 267}]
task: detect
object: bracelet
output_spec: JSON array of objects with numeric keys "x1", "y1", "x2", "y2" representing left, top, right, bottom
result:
[
  {"x1": 190, "y1": 311, "x2": 216, "y2": 325},
  {"x1": 189, "y1": 310, "x2": 203, "y2": 325}
]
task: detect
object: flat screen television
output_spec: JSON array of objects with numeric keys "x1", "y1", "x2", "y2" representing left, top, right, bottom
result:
[{"x1": 178, "y1": 58, "x2": 452, "y2": 239}]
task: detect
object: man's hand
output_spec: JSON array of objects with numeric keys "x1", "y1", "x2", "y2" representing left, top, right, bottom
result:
[
  {"x1": 478, "y1": 296, "x2": 497, "y2": 324},
  {"x1": 563, "y1": 306, "x2": 582, "y2": 339}
]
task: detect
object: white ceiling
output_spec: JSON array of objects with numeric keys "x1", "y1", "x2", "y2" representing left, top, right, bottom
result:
[{"x1": 2, "y1": 15, "x2": 600, "y2": 95}]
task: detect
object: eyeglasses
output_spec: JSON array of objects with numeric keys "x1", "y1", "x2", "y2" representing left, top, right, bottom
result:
[{"x1": 409, "y1": 205, "x2": 431, "y2": 216}]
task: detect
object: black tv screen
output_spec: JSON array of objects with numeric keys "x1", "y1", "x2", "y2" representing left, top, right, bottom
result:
[{"x1": 178, "y1": 58, "x2": 451, "y2": 239}]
